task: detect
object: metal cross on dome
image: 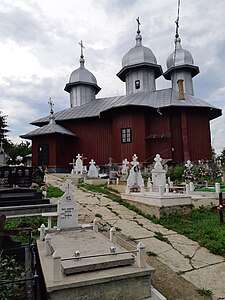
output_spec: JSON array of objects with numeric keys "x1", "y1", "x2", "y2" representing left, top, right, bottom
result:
[
  {"x1": 78, "y1": 40, "x2": 85, "y2": 58},
  {"x1": 136, "y1": 17, "x2": 141, "y2": 34},
  {"x1": 48, "y1": 97, "x2": 54, "y2": 114}
]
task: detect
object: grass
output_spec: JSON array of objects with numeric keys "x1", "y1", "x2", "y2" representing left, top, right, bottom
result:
[
  {"x1": 158, "y1": 206, "x2": 225, "y2": 255},
  {"x1": 195, "y1": 187, "x2": 225, "y2": 192},
  {"x1": 196, "y1": 288, "x2": 212, "y2": 297},
  {"x1": 46, "y1": 185, "x2": 64, "y2": 198}
]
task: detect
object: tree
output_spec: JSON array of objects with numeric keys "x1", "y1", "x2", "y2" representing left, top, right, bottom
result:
[
  {"x1": 0, "y1": 111, "x2": 9, "y2": 143},
  {"x1": 5, "y1": 140, "x2": 31, "y2": 163}
]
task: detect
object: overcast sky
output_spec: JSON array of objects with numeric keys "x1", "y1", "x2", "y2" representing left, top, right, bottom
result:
[{"x1": 0, "y1": 0, "x2": 225, "y2": 154}]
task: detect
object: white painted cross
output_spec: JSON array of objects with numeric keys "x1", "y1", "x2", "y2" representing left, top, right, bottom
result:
[
  {"x1": 88, "y1": 159, "x2": 98, "y2": 177},
  {"x1": 131, "y1": 154, "x2": 139, "y2": 167}
]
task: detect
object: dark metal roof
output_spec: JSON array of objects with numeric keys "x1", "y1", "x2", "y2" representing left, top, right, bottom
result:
[
  {"x1": 31, "y1": 88, "x2": 222, "y2": 126},
  {"x1": 20, "y1": 119, "x2": 76, "y2": 139}
]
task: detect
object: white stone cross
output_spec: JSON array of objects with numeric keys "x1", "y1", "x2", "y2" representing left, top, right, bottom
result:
[
  {"x1": 131, "y1": 154, "x2": 139, "y2": 166},
  {"x1": 89, "y1": 159, "x2": 96, "y2": 166},
  {"x1": 154, "y1": 154, "x2": 163, "y2": 170},
  {"x1": 75, "y1": 153, "x2": 83, "y2": 174},
  {"x1": 122, "y1": 158, "x2": 129, "y2": 175}
]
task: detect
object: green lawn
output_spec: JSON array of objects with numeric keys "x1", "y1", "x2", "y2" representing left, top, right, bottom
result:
[
  {"x1": 195, "y1": 187, "x2": 225, "y2": 192},
  {"x1": 158, "y1": 207, "x2": 225, "y2": 255}
]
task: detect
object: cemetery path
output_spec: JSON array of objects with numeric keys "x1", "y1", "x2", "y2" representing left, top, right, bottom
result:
[{"x1": 48, "y1": 174, "x2": 225, "y2": 300}]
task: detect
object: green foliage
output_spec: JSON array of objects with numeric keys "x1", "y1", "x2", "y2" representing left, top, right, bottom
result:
[
  {"x1": 46, "y1": 185, "x2": 64, "y2": 198},
  {"x1": 0, "y1": 111, "x2": 9, "y2": 143},
  {"x1": 167, "y1": 164, "x2": 185, "y2": 183},
  {"x1": 95, "y1": 213, "x2": 102, "y2": 219},
  {"x1": 0, "y1": 252, "x2": 25, "y2": 299},
  {"x1": 154, "y1": 232, "x2": 171, "y2": 244},
  {"x1": 158, "y1": 206, "x2": 225, "y2": 255},
  {"x1": 5, "y1": 215, "x2": 48, "y2": 243},
  {"x1": 196, "y1": 288, "x2": 212, "y2": 297},
  {"x1": 146, "y1": 251, "x2": 157, "y2": 257},
  {"x1": 4, "y1": 140, "x2": 31, "y2": 163}
]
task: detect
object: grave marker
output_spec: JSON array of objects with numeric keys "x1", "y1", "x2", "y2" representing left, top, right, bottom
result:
[
  {"x1": 0, "y1": 166, "x2": 12, "y2": 188},
  {"x1": 57, "y1": 180, "x2": 78, "y2": 229}
]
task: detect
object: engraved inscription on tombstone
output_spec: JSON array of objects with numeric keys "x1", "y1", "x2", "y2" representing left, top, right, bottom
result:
[
  {"x1": 57, "y1": 180, "x2": 78, "y2": 229},
  {"x1": 0, "y1": 166, "x2": 12, "y2": 188},
  {"x1": 15, "y1": 166, "x2": 32, "y2": 187}
]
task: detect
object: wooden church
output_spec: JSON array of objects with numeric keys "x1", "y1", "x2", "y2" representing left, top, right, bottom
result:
[{"x1": 21, "y1": 20, "x2": 222, "y2": 172}]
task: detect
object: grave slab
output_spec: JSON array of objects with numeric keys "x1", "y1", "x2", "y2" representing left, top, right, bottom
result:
[
  {"x1": 37, "y1": 229, "x2": 156, "y2": 300},
  {"x1": 52, "y1": 230, "x2": 135, "y2": 275}
]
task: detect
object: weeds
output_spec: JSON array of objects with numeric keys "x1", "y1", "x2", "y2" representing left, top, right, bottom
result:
[{"x1": 196, "y1": 288, "x2": 212, "y2": 297}]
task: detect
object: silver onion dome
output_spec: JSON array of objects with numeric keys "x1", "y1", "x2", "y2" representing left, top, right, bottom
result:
[
  {"x1": 166, "y1": 37, "x2": 194, "y2": 69},
  {"x1": 122, "y1": 34, "x2": 157, "y2": 67},
  {"x1": 69, "y1": 57, "x2": 97, "y2": 85}
]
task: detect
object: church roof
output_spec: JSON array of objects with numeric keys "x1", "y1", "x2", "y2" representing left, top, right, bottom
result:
[
  {"x1": 117, "y1": 19, "x2": 162, "y2": 82},
  {"x1": 21, "y1": 113, "x2": 75, "y2": 139},
  {"x1": 31, "y1": 88, "x2": 221, "y2": 126},
  {"x1": 164, "y1": 37, "x2": 199, "y2": 80}
]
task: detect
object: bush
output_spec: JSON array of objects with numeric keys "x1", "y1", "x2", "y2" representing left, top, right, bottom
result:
[{"x1": 0, "y1": 252, "x2": 25, "y2": 299}]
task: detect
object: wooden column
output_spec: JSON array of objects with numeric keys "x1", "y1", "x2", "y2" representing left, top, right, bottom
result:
[{"x1": 181, "y1": 111, "x2": 190, "y2": 161}]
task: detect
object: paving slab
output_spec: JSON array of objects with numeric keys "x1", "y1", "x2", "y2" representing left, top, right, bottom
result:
[
  {"x1": 182, "y1": 262, "x2": 225, "y2": 299},
  {"x1": 167, "y1": 234, "x2": 200, "y2": 257},
  {"x1": 157, "y1": 249, "x2": 193, "y2": 273},
  {"x1": 191, "y1": 247, "x2": 224, "y2": 269},
  {"x1": 111, "y1": 218, "x2": 155, "y2": 239},
  {"x1": 137, "y1": 237, "x2": 172, "y2": 255},
  {"x1": 85, "y1": 205, "x2": 120, "y2": 221}
]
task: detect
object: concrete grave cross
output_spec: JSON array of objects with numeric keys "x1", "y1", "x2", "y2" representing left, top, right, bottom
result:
[
  {"x1": 75, "y1": 153, "x2": 83, "y2": 174},
  {"x1": 88, "y1": 159, "x2": 99, "y2": 178},
  {"x1": 57, "y1": 179, "x2": 78, "y2": 229},
  {"x1": 131, "y1": 154, "x2": 139, "y2": 167},
  {"x1": 154, "y1": 154, "x2": 163, "y2": 170},
  {"x1": 122, "y1": 158, "x2": 129, "y2": 175}
]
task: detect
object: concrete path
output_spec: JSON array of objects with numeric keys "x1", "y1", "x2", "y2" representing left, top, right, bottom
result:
[{"x1": 47, "y1": 174, "x2": 225, "y2": 300}]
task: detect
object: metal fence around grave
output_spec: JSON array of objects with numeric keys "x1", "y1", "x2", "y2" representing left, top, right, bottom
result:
[{"x1": 0, "y1": 231, "x2": 47, "y2": 300}]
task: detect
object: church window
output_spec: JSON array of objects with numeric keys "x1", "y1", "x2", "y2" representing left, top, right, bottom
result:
[
  {"x1": 121, "y1": 128, "x2": 132, "y2": 143},
  {"x1": 135, "y1": 80, "x2": 140, "y2": 89}
]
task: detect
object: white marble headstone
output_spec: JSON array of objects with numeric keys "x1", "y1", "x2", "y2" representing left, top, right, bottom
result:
[{"x1": 57, "y1": 179, "x2": 78, "y2": 229}]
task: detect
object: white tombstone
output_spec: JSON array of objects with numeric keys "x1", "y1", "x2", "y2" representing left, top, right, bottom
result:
[
  {"x1": 122, "y1": 158, "x2": 129, "y2": 175},
  {"x1": 74, "y1": 153, "x2": 83, "y2": 174},
  {"x1": 127, "y1": 154, "x2": 144, "y2": 192},
  {"x1": 151, "y1": 154, "x2": 166, "y2": 190},
  {"x1": 186, "y1": 184, "x2": 190, "y2": 196},
  {"x1": 57, "y1": 179, "x2": 78, "y2": 229},
  {"x1": 147, "y1": 178, "x2": 152, "y2": 192},
  {"x1": 189, "y1": 182, "x2": 195, "y2": 192},
  {"x1": 215, "y1": 182, "x2": 220, "y2": 194},
  {"x1": 88, "y1": 159, "x2": 99, "y2": 178}
]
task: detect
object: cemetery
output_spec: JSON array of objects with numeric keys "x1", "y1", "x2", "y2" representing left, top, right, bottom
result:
[{"x1": 0, "y1": 133, "x2": 224, "y2": 300}]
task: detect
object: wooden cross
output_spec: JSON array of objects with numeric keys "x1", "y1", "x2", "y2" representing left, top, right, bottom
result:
[
  {"x1": 48, "y1": 97, "x2": 54, "y2": 114},
  {"x1": 81, "y1": 153, "x2": 87, "y2": 165},
  {"x1": 78, "y1": 40, "x2": 85, "y2": 58}
]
